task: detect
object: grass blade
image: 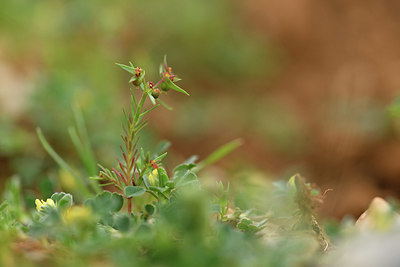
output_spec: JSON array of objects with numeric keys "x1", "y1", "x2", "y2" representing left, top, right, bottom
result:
[
  {"x1": 195, "y1": 138, "x2": 243, "y2": 172},
  {"x1": 36, "y1": 128, "x2": 92, "y2": 197}
]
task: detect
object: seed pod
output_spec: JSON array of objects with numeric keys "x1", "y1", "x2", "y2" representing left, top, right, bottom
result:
[
  {"x1": 131, "y1": 75, "x2": 144, "y2": 87},
  {"x1": 129, "y1": 68, "x2": 145, "y2": 87},
  {"x1": 160, "y1": 81, "x2": 170, "y2": 92},
  {"x1": 151, "y1": 88, "x2": 161, "y2": 99}
]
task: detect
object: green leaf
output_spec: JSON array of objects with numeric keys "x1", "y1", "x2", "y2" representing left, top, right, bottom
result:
[
  {"x1": 68, "y1": 126, "x2": 99, "y2": 194},
  {"x1": 145, "y1": 204, "x2": 155, "y2": 215},
  {"x1": 173, "y1": 163, "x2": 196, "y2": 174},
  {"x1": 71, "y1": 104, "x2": 97, "y2": 177},
  {"x1": 178, "y1": 174, "x2": 200, "y2": 188},
  {"x1": 0, "y1": 201, "x2": 8, "y2": 212},
  {"x1": 39, "y1": 177, "x2": 55, "y2": 200},
  {"x1": 159, "y1": 63, "x2": 164, "y2": 76},
  {"x1": 130, "y1": 88, "x2": 137, "y2": 110},
  {"x1": 210, "y1": 204, "x2": 222, "y2": 213},
  {"x1": 148, "y1": 186, "x2": 165, "y2": 193},
  {"x1": 156, "y1": 99, "x2": 173, "y2": 110},
  {"x1": 98, "y1": 182, "x2": 115, "y2": 187},
  {"x1": 173, "y1": 165, "x2": 199, "y2": 188},
  {"x1": 139, "y1": 105, "x2": 160, "y2": 119},
  {"x1": 116, "y1": 63, "x2": 135, "y2": 74},
  {"x1": 89, "y1": 176, "x2": 107, "y2": 181},
  {"x1": 154, "y1": 141, "x2": 171, "y2": 157},
  {"x1": 163, "y1": 55, "x2": 168, "y2": 69},
  {"x1": 164, "y1": 77, "x2": 189, "y2": 96},
  {"x1": 183, "y1": 155, "x2": 198, "y2": 165},
  {"x1": 287, "y1": 175, "x2": 298, "y2": 194},
  {"x1": 85, "y1": 191, "x2": 124, "y2": 214},
  {"x1": 36, "y1": 128, "x2": 91, "y2": 197},
  {"x1": 240, "y1": 217, "x2": 253, "y2": 226},
  {"x1": 140, "y1": 148, "x2": 146, "y2": 164},
  {"x1": 129, "y1": 76, "x2": 138, "y2": 83},
  {"x1": 113, "y1": 213, "x2": 131, "y2": 232},
  {"x1": 124, "y1": 186, "x2": 146, "y2": 198},
  {"x1": 255, "y1": 219, "x2": 268, "y2": 228},
  {"x1": 166, "y1": 181, "x2": 175, "y2": 188},
  {"x1": 153, "y1": 152, "x2": 167, "y2": 163},
  {"x1": 50, "y1": 192, "x2": 73, "y2": 210},
  {"x1": 142, "y1": 174, "x2": 150, "y2": 188},
  {"x1": 148, "y1": 92, "x2": 156, "y2": 105},
  {"x1": 310, "y1": 188, "x2": 320, "y2": 196},
  {"x1": 157, "y1": 168, "x2": 169, "y2": 187}
]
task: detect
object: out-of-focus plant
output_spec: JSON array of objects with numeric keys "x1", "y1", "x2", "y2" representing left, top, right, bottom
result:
[
  {"x1": 36, "y1": 105, "x2": 101, "y2": 199},
  {"x1": 0, "y1": 0, "x2": 280, "y2": 201},
  {"x1": 5, "y1": 57, "x2": 400, "y2": 267},
  {"x1": 388, "y1": 97, "x2": 400, "y2": 118}
]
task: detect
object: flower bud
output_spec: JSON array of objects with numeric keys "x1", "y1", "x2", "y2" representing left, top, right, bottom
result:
[
  {"x1": 131, "y1": 76, "x2": 144, "y2": 87},
  {"x1": 151, "y1": 88, "x2": 161, "y2": 99},
  {"x1": 148, "y1": 169, "x2": 159, "y2": 186},
  {"x1": 130, "y1": 67, "x2": 144, "y2": 86},
  {"x1": 134, "y1": 67, "x2": 142, "y2": 76},
  {"x1": 160, "y1": 81, "x2": 170, "y2": 92}
]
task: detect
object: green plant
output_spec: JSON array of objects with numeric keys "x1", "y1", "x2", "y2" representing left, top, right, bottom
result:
[
  {"x1": 36, "y1": 57, "x2": 241, "y2": 215},
  {"x1": 389, "y1": 97, "x2": 400, "y2": 117},
  {"x1": 92, "y1": 57, "x2": 191, "y2": 214},
  {"x1": 5, "y1": 57, "x2": 399, "y2": 267}
]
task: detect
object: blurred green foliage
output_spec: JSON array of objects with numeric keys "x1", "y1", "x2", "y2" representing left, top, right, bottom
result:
[
  {"x1": 3, "y1": 167, "x2": 398, "y2": 266},
  {"x1": 1, "y1": 1, "x2": 400, "y2": 265},
  {"x1": 0, "y1": 0, "x2": 279, "y2": 196},
  {"x1": 0, "y1": 172, "x2": 328, "y2": 266}
]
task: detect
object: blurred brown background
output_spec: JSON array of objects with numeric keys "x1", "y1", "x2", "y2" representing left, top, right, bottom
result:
[
  {"x1": 241, "y1": 0, "x2": 400, "y2": 217},
  {"x1": 1, "y1": 0, "x2": 400, "y2": 217}
]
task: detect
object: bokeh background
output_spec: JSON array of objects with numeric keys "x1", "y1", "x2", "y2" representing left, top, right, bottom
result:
[{"x1": 1, "y1": 0, "x2": 400, "y2": 218}]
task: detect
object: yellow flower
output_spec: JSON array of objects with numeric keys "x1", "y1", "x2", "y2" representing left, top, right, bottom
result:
[
  {"x1": 148, "y1": 169, "x2": 159, "y2": 186},
  {"x1": 63, "y1": 206, "x2": 92, "y2": 224},
  {"x1": 35, "y1": 198, "x2": 56, "y2": 212},
  {"x1": 59, "y1": 168, "x2": 77, "y2": 191}
]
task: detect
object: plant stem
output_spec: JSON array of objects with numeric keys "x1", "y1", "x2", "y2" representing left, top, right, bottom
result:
[
  {"x1": 123, "y1": 90, "x2": 148, "y2": 186},
  {"x1": 128, "y1": 198, "x2": 132, "y2": 214}
]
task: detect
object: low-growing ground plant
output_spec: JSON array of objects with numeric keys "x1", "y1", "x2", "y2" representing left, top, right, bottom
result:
[{"x1": 1, "y1": 57, "x2": 399, "y2": 266}]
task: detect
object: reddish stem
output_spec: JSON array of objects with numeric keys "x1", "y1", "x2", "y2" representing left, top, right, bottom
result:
[
  {"x1": 127, "y1": 198, "x2": 132, "y2": 214},
  {"x1": 153, "y1": 79, "x2": 163, "y2": 88}
]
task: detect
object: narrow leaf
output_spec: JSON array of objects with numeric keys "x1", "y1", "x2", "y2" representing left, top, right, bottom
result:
[
  {"x1": 71, "y1": 105, "x2": 98, "y2": 182},
  {"x1": 36, "y1": 128, "x2": 91, "y2": 197},
  {"x1": 157, "y1": 99, "x2": 173, "y2": 110},
  {"x1": 139, "y1": 104, "x2": 160, "y2": 119},
  {"x1": 165, "y1": 77, "x2": 189, "y2": 96},
  {"x1": 148, "y1": 92, "x2": 156, "y2": 105},
  {"x1": 153, "y1": 152, "x2": 167, "y2": 162},
  {"x1": 195, "y1": 139, "x2": 242, "y2": 171},
  {"x1": 116, "y1": 63, "x2": 135, "y2": 74}
]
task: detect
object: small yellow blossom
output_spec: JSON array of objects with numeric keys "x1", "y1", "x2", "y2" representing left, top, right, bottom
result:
[
  {"x1": 59, "y1": 169, "x2": 77, "y2": 191},
  {"x1": 63, "y1": 206, "x2": 92, "y2": 224},
  {"x1": 148, "y1": 169, "x2": 159, "y2": 186},
  {"x1": 35, "y1": 198, "x2": 56, "y2": 212}
]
